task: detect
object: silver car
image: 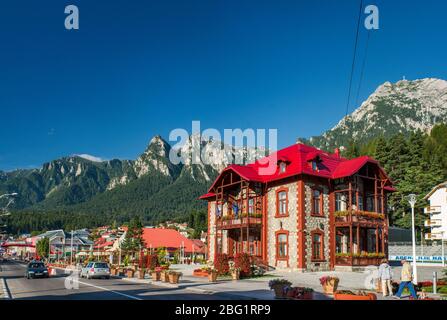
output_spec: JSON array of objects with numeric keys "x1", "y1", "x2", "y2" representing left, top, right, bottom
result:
[{"x1": 80, "y1": 262, "x2": 111, "y2": 279}]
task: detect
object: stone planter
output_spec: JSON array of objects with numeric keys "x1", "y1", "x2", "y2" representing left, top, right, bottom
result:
[
  {"x1": 137, "y1": 270, "x2": 145, "y2": 279},
  {"x1": 322, "y1": 278, "x2": 339, "y2": 295},
  {"x1": 208, "y1": 271, "x2": 218, "y2": 282},
  {"x1": 231, "y1": 269, "x2": 240, "y2": 280},
  {"x1": 126, "y1": 269, "x2": 135, "y2": 278},
  {"x1": 168, "y1": 273, "x2": 181, "y2": 284},
  {"x1": 272, "y1": 284, "x2": 288, "y2": 299},
  {"x1": 160, "y1": 271, "x2": 169, "y2": 282},
  {"x1": 151, "y1": 271, "x2": 160, "y2": 281}
]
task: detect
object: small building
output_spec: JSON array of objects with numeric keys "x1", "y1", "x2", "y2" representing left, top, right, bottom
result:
[
  {"x1": 424, "y1": 182, "x2": 447, "y2": 241},
  {"x1": 142, "y1": 228, "x2": 205, "y2": 261},
  {"x1": 200, "y1": 143, "x2": 395, "y2": 271}
]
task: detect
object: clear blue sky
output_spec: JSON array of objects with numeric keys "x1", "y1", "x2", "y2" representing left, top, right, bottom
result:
[{"x1": 1, "y1": 0, "x2": 446, "y2": 170}]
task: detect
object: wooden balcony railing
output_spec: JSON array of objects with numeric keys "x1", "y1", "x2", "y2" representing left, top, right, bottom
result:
[
  {"x1": 334, "y1": 210, "x2": 385, "y2": 224},
  {"x1": 335, "y1": 254, "x2": 385, "y2": 266},
  {"x1": 217, "y1": 214, "x2": 262, "y2": 229}
]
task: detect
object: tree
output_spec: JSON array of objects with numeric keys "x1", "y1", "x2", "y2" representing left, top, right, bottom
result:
[
  {"x1": 36, "y1": 237, "x2": 49, "y2": 260},
  {"x1": 121, "y1": 216, "x2": 146, "y2": 252}
]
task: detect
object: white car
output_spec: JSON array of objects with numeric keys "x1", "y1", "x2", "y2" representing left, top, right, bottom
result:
[{"x1": 80, "y1": 262, "x2": 111, "y2": 279}]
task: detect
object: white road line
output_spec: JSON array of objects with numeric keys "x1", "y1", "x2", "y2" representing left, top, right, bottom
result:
[
  {"x1": 70, "y1": 278, "x2": 143, "y2": 300},
  {"x1": 1, "y1": 277, "x2": 11, "y2": 299},
  {"x1": 12, "y1": 262, "x2": 142, "y2": 300}
]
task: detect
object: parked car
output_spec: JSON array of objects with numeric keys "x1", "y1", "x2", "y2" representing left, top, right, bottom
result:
[
  {"x1": 80, "y1": 262, "x2": 110, "y2": 279},
  {"x1": 25, "y1": 261, "x2": 49, "y2": 279}
]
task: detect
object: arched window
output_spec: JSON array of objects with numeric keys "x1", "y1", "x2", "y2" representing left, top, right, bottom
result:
[
  {"x1": 276, "y1": 189, "x2": 288, "y2": 217},
  {"x1": 311, "y1": 230, "x2": 325, "y2": 261},
  {"x1": 312, "y1": 189, "x2": 323, "y2": 216},
  {"x1": 276, "y1": 231, "x2": 289, "y2": 260},
  {"x1": 248, "y1": 198, "x2": 254, "y2": 214},
  {"x1": 279, "y1": 162, "x2": 287, "y2": 173}
]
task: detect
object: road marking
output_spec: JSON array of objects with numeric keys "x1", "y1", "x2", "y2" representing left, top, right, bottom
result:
[
  {"x1": 1, "y1": 277, "x2": 11, "y2": 299},
  {"x1": 70, "y1": 278, "x2": 142, "y2": 300},
  {"x1": 11, "y1": 262, "x2": 141, "y2": 300}
]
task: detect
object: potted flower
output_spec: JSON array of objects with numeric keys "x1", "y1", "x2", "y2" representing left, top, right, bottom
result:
[
  {"x1": 126, "y1": 268, "x2": 135, "y2": 278},
  {"x1": 150, "y1": 268, "x2": 161, "y2": 281},
  {"x1": 168, "y1": 271, "x2": 182, "y2": 284},
  {"x1": 285, "y1": 287, "x2": 314, "y2": 300},
  {"x1": 137, "y1": 267, "x2": 146, "y2": 279},
  {"x1": 268, "y1": 279, "x2": 292, "y2": 299},
  {"x1": 229, "y1": 261, "x2": 240, "y2": 280},
  {"x1": 160, "y1": 270, "x2": 169, "y2": 282},
  {"x1": 208, "y1": 267, "x2": 218, "y2": 282},
  {"x1": 319, "y1": 276, "x2": 339, "y2": 294}
]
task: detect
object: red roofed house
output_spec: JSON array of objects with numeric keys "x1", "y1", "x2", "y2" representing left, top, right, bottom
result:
[
  {"x1": 200, "y1": 143, "x2": 395, "y2": 272},
  {"x1": 142, "y1": 228, "x2": 206, "y2": 259}
]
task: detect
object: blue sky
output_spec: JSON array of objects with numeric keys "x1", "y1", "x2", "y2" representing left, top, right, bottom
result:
[{"x1": 1, "y1": 0, "x2": 446, "y2": 170}]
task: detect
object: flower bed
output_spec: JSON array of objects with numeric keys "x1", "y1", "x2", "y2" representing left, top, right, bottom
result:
[
  {"x1": 334, "y1": 290, "x2": 377, "y2": 300},
  {"x1": 193, "y1": 269, "x2": 210, "y2": 277}
]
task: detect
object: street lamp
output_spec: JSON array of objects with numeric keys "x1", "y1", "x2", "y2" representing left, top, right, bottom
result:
[{"x1": 407, "y1": 194, "x2": 418, "y2": 284}]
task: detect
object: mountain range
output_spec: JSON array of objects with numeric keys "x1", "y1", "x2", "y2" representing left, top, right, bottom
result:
[
  {"x1": 300, "y1": 78, "x2": 447, "y2": 150},
  {"x1": 1, "y1": 77, "x2": 446, "y2": 224}
]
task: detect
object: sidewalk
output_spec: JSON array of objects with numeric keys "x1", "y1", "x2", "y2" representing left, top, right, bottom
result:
[{"x1": 55, "y1": 264, "x2": 444, "y2": 300}]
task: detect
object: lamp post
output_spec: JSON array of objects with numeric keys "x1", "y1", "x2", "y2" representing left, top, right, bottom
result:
[
  {"x1": 407, "y1": 194, "x2": 418, "y2": 284},
  {"x1": 441, "y1": 231, "x2": 445, "y2": 268}
]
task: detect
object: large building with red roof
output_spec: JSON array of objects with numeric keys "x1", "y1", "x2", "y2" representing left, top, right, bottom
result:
[{"x1": 200, "y1": 143, "x2": 395, "y2": 271}]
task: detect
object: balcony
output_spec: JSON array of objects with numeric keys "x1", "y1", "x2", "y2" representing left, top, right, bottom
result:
[
  {"x1": 425, "y1": 233, "x2": 444, "y2": 241},
  {"x1": 334, "y1": 210, "x2": 385, "y2": 225},
  {"x1": 217, "y1": 214, "x2": 262, "y2": 230},
  {"x1": 424, "y1": 206, "x2": 441, "y2": 214},
  {"x1": 424, "y1": 219, "x2": 442, "y2": 228}
]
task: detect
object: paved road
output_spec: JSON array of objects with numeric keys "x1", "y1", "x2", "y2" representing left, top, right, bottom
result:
[{"x1": 0, "y1": 261, "x2": 245, "y2": 300}]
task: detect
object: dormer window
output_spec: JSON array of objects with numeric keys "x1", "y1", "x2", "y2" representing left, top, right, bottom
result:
[
  {"x1": 277, "y1": 156, "x2": 290, "y2": 174},
  {"x1": 306, "y1": 152, "x2": 321, "y2": 171},
  {"x1": 279, "y1": 162, "x2": 287, "y2": 173}
]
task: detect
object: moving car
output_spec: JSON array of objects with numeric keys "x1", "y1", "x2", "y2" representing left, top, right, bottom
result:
[
  {"x1": 80, "y1": 262, "x2": 110, "y2": 279},
  {"x1": 25, "y1": 261, "x2": 49, "y2": 279}
]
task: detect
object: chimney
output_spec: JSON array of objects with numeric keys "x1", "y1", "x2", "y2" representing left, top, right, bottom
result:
[{"x1": 334, "y1": 148, "x2": 340, "y2": 158}]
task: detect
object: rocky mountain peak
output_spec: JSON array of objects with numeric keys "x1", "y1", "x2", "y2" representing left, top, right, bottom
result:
[{"x1": 304, "y1": 78, "x2": 447, "y2": 150}]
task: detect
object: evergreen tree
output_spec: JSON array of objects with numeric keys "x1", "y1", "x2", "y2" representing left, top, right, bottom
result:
[
  {"x1": 36, "y1": 237, "x2": 49, "y2": 259},
  {"x1": 121, "y1": 216, "x2": 146, "y2": 252}
]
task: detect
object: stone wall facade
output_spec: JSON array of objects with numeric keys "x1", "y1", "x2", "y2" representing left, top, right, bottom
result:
[
  {"x1": 208, "y1": 201, "x2": 216, "y2": 261},
  {"x1": 304, "y1": 183, "x2": 331, "y2": 271},
  {"x1": 266, "y1": 182, "x2": 298, "y2": 270}
]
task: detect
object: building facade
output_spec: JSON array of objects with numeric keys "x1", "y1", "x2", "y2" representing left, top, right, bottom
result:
[
  {"x1": 424, "y1": 182, "x2": 447, "y2": 241},
  {"x1": 200, "y1": 143, "x2": 395, "y2": 271}
]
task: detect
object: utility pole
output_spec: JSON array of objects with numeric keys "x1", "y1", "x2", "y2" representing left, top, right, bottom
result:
[
  {"x1": 70, "y1": 230, "x2": 74, "y2": 266},
  {"x1": 407, "y1": 194, "x2": 418, "y2": 284}
]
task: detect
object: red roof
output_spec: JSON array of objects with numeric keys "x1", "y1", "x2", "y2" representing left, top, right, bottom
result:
[
  {"x1": 142, "y1": 228, "x2": 205, "y2": 253},
  {"x1": 94, "y1": 241, "x2": 114, "y2": 249},
  {"x1": 205, "y1": 143, "x2": 393, "y2": 194}
]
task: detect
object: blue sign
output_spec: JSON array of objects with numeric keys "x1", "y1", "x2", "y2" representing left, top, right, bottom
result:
[{"x1": 390, "y1": 255, "x2": 446, "y2": 262}]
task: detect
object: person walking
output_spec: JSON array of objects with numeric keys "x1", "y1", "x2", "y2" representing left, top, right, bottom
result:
[
  {"x1": 378, "y1": 259, "x2": 393, "y2": 296},
  {"x1": 394, "y1": 259, "x2": 418, "y2": 299}
]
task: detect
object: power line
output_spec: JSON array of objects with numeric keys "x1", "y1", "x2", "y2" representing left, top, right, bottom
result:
[
  {"x1": 355, "y1": 30, "x2": 371, "y2": 108},
  {"x1": 344, "y1": 0, "x2": 364, "y2": 119}
]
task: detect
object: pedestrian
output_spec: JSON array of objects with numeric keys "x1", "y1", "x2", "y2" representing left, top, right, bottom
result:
[
  {"x1": 394, "y1": 259, "x2": 418, "y2": 299},
  {"x1": 378, "y1": 258, "x2": 393, "y2": 296}
]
